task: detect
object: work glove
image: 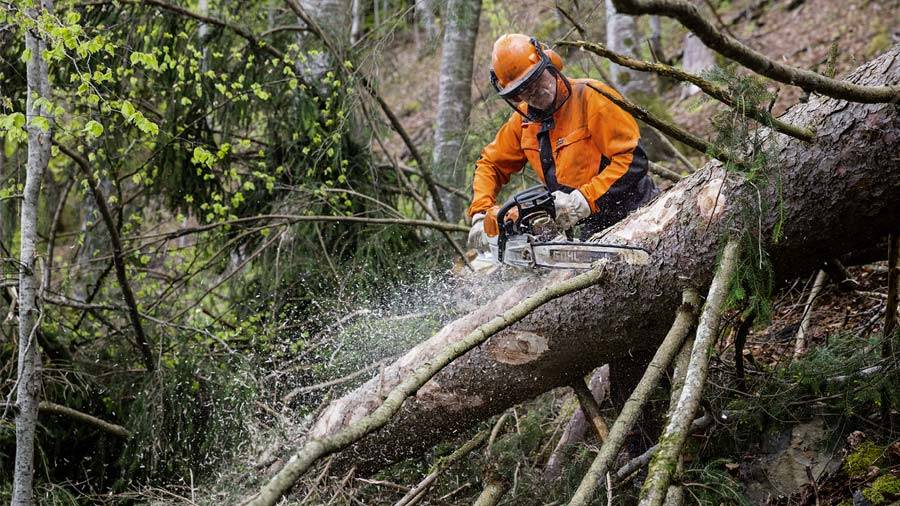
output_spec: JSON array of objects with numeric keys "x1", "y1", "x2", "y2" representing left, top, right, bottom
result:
[
  {"x1": 552, "y1": 190, "x2": 591, "y2": 230},
  {"x1": 468, "y1": 213, "x2": 490, "y2": 252}
]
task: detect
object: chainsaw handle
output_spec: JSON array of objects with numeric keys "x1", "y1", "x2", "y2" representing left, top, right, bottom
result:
[
  {"x1": 496, "y1": 185, "x2": 555, "y2": 263},
  {"x1": 496, "y1": 199, "x2": 519, "y2": 263}
]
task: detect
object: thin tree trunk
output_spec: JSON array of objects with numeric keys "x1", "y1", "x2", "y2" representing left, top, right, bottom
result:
[
  {"x1": 292, "y1": 46, "x2": 900, "y2": 479},
  {"x1": 415, "y1": 0, "x2": 438, "y2": 48},
  {"x1": 0, "y1": 134, "x2": 12, "y2": 248},
  {"x1": 605, "y1": 0, "x2": 653, "y2": 95},
  {"x1": 882, "y1": 234, "x2": 899, "y2": 427},
  {"x1": 680, "y1": 32, "x2": 716, "y2": 98},
  {"x1": 350, "y1": 0, "x2": 361, "y2": 44},
  {"x1": 12, "y1": 2, "x2": 53, "y2": 503},
  {"x1": 432, "y1": 0, "x2": 481, "y2": 222}
]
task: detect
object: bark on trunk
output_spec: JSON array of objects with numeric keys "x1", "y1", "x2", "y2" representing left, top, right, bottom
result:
[
  {"x1": 13, "y1": 2, "x2": 53, "y2": 503},
  {"x1": 605, "y1": 0, "x2": 654, "y2": 96},
  {"x1": 415, "y1": 0, "x2": 438, "y2": 48},
  {"x1": 431, "y1": 0, "x2": 481, "y2": 222},
  {"x1": 680, "y1": 32, "x2": 715, "y2": 98},
  {"x1": 0, "y1": 135, "x2": 12, "y2": 249},
  {"x1": 307, "y1": 47, "x2": 900, "y2": 474}
]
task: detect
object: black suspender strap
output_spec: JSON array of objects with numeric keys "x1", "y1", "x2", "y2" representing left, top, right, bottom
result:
[{"x1": 537, "y1": 118, "x2": 559, "y2": 191}]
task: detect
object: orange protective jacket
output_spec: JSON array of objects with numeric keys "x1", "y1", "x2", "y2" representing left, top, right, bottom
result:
[{"x1": 467, "y1": 78, "x2": 648, "y2": 219}]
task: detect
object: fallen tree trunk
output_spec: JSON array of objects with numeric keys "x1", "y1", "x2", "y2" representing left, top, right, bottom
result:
[{"x1": 303, "y1": 47, "x2": 900, "y2": 476}]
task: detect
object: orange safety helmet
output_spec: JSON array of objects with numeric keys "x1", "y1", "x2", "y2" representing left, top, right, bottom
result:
[
  {"x1": 490, "y1": 34, "x2": 564, "y2": 98},
  {"x1": 490, "y1": 34, "x2": 569, "y2": 122}
]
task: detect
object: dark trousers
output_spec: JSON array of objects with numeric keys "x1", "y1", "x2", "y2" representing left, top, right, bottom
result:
[{"x1": 578, "y1": 173, "x2": 659, "y2": 240}]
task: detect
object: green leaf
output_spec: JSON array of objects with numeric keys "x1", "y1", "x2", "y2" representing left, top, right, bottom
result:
[
  {"x1": 120, "y1": 100, "x2": 135, "y2": 119},
  {"x1": 31, "y1": 116, "x2": 50, "y2": 132},
  {"x1": 84, "y1": 120, "x2": 104, "y2": 138}
]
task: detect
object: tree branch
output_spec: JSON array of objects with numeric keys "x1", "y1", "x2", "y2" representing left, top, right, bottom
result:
[
  {"x1": 571, "y1": 378, "x2": 610, "y2": 442},
  {"x1": 609, "y1": 0, "x2": 900, "y2": 103},
  {"x1": 649, "y1": 161, "x2": 684, "y2": 182},
  {"x1": 56, "y1": 142, "x2": 156, "y2": 372},
  {"x1": 560, "y1": 40, "x2": 816, "y2": 142},
  {"x1": 244, "y1": 266, "x2": 611, "y2": 506},
  {"x1": 583, "y1": 83, "x2": 740, "y2": 165},
  {"x1": 37, "y1": 401, "x2": 130, "y2": 438},
  {"x1": 793, "y1": 269, "x2": 828, "y2": 359},
  {"x1": 639, "y1": 239, "x2": 740, "y2": 506},
  {"x1": 394, "y1": 429, "x2": 489, "y2": 506},
  {"x1": 568, "y1": 288, "x2": 700, "y2": 505}
]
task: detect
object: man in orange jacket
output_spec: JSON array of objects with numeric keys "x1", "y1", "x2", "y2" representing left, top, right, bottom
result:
[{"x1": 468, "y1": 34, "x2": 658, "y2": 251}]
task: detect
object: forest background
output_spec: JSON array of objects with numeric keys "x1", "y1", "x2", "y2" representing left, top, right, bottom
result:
[{"x1": 0, "y1": 0, "x2": 898, "y2": 504}]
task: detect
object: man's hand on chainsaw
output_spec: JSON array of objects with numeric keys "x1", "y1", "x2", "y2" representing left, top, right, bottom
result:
[{"x1": 552, "y1": 190, "x2": 591, "y2": 230}]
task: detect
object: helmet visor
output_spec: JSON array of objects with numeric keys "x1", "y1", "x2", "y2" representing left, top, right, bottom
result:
[{"x1": 490, "y1": 38, "x2": 551, "y2": 99}]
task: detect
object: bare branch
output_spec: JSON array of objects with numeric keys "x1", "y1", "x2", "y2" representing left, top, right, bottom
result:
[
  {"x1": 571, "y1": 378, "x2": 610, "y2": 442},
  {"x1": 56, "y1": 142, "x2": 155, "y2": 372},
  {"x1": 583, "y1": 83, "x2": 740, "y2": 165},
  {"x1": 560, "y1": 40, "x2": 816, "y2": 142},
  {"x1": 609, "y1": 0, "x2": 900, "y2": 103},
  {"x1": 37, "y1": 401, "x2": 130, "y2": 438},
  {"x1": 793, "y1": 269, "x2": 828, "y2": 359},
  {"x1": 394, "y1": 429, "x2": 489, "y2": 506},
  {"x1": 568, "y1": 288, "x2": 700, "y2": 505},
  {"x1": 639, "y1": 239, "x2": 740, "y2": 506}
]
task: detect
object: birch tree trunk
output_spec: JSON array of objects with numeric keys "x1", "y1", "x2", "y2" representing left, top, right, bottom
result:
[
  {"x1": 431, "y1": 0, "x2": 481, "y2": 222},
  {"x1": 0, "y1": 135, "x2": 12, "y2": 248},
  {"x1": 415, "y1": 0, "x2": 438, "y2": 48},
  {"x1": 350, "y1": 0, "x2": 362, "y2": 44},
  {"x1": 605, "y1": 0, "x2": 654, "y2": 95},
  {"x1": 12, "y1": 2, "x2": 53, "y2": 503},
  {"x1": 300, "y1": 47, "x2": 900, "y2": 475}
]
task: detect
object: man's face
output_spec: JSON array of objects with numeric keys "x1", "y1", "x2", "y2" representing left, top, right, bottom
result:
[{"x1": 515, "y1": 69, "x2": 557, "y2": 110}]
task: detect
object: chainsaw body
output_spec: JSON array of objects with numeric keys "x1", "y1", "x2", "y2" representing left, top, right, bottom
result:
[{"x1": 491, "y1": 186, "x2": 650, "y2": 269}]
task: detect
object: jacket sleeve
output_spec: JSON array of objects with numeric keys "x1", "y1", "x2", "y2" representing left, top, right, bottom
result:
[
  {"x1": 577, "y1": 84, "x2": 642, "y2": 213},
  {"x1": 467, "y1": 113, "x2": 528, "y2": 218}
]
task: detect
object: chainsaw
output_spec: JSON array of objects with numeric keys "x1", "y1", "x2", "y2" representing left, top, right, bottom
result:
[{"x1": 486, "y1": 186, "x2": 650, "y2": 270}]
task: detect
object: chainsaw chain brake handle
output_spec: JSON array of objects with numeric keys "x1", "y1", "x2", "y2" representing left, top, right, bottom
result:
[{"x1": 496, "y1": 185, "x2": 557, "y2": 262}]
